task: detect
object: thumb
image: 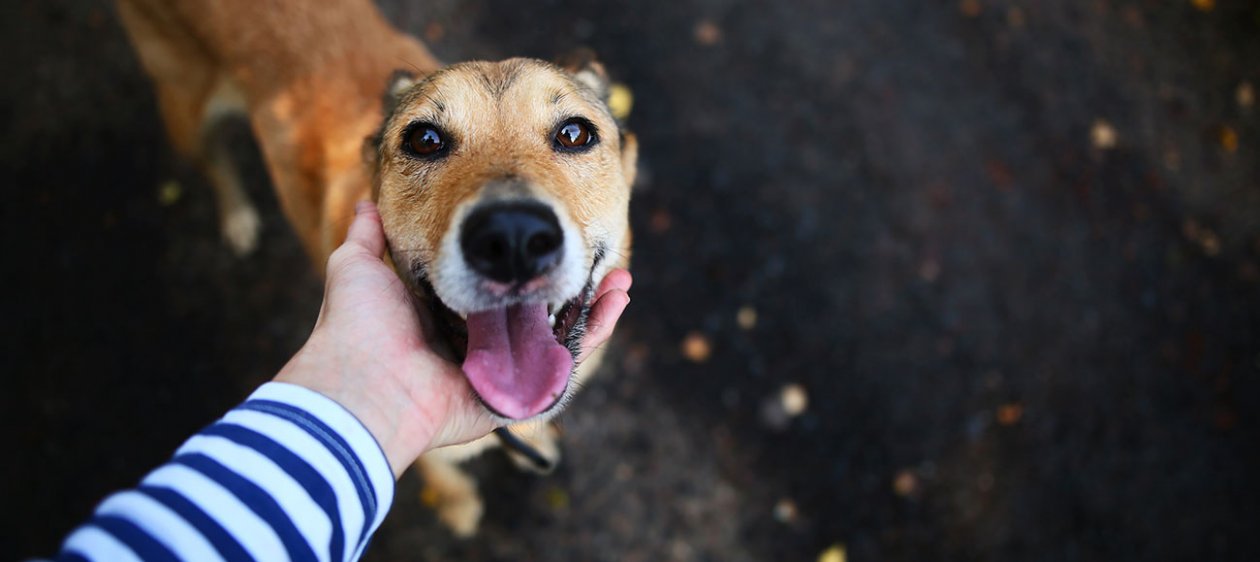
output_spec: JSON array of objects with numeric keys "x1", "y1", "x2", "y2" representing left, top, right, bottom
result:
[{"x1": 342, "y1": 201, "x2": 387, "y2": 258}]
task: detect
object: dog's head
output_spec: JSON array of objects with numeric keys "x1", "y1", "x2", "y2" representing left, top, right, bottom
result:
[{"x1": 373, "y1": 57, "x2": 636, "y2": 423}]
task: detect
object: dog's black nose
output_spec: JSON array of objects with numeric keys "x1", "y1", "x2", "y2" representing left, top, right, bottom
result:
[{"x1": 461, "y1": 202, "x2": 564, "y2": 284}]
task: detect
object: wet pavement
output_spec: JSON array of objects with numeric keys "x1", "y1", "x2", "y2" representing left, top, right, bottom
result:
[{"x1": 4, "y1": 0, "x2": 1259, "y2": 560}]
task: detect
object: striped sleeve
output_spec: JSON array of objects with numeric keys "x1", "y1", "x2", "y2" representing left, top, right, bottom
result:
[{"x1": 57, "y1": 382, "x2": 396, "y2": 562}]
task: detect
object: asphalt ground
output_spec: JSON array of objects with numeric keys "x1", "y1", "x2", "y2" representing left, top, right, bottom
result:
[{"x1": 3, "y1": 0, "x2": 1259, "y2": 560}]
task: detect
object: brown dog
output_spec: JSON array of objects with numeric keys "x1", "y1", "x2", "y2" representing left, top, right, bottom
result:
[{"x1": 116, "y1": 0, "x2": 636, "y2": 536}]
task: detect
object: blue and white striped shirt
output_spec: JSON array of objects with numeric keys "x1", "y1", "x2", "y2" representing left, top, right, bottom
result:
[{"x1": 56, "y1": 383, "x2": 396, "y2": 562}]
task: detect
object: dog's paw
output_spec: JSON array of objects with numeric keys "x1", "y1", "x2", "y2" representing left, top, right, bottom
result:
[
  {"x1": 220, "y1": 204, "x2": 261, "y2": 256},
  {"x1": 504, "y1": 423, "x2": 562, "y2": 475},
  {"x1": 422, "y1": 485, "x2": 483, "y2": 538}
]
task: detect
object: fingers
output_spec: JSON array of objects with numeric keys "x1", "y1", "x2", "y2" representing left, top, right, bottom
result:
[
  {"x1": 342, "y1": 201, "x2": 387, "y2": 258},
  {"x1": 578, "y1": 279, "x2": 631, "y2": 363},
  {"x1": 319, "y1": 201, "x2": 388, "y2": 324},
  {"x1": 594, "y1": 268, "x2": 633, "y2": 300}
]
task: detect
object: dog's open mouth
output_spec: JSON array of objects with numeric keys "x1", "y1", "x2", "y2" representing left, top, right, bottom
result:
[{"x1": 415, "y1": 273, "x2": 595, "y2": 421}]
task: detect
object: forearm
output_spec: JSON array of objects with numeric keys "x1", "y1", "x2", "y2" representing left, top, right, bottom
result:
[{"x1": 56, "y1": 383, "x2": 395, "y2": 562}]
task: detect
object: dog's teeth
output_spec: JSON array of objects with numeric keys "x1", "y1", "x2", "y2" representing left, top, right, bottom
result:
[{"x1": 549, "y1": 314, "x2": 557, "y2": 327}]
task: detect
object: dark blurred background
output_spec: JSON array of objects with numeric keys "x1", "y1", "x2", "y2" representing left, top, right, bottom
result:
[{"x1": 3, "y1": 0, "x2": 1259, "y2": 560}]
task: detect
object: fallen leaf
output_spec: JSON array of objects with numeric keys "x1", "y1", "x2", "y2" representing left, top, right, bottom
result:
[
  {"x1": 694, "y1": 19, "x2": 722, "y2": 46},
  {"x1": 893, "y1": 469, "x2": 918, "y2": 496},
  {"x1": 780, "y1": 383, "x2": 809, "y2": 416},
  {"x1": 918, "y1": 259, "x2": 941, "y2": 282},
  {"x1": 773, "y1": 498, "x2": 799, "y2": 523},
  {"x1": 1199, "y1": 229, "x2": 1222, "y2": 256},
  {"x1": 997, "y1": 403, "x2": 1024, "y2": 425},
  {"x1": 818, "y1": 544, "x2": 847, "y2": 562},
  {"x1": 1185, "y1": 219, "x2": 1222, "y2": 256},
  {"x1": 1091, "y1": 119, "x2": 1118, "y2": 150},
  {"x1": 545, "y1": 486, "x2": 570, "y2": 510},
  {"x1": 1183, "y1": 218, "x2": 1202, "y2": 240},
  {"x1": 1238, "y1": 81, "x2": 1255, "y2": 109},
  {"x1": 985, "y1": 159, "x2": 1014, "y2": 190},
  {"x1": 1163, "y1": 146, "x2": 1182, "y2": 171},
  {"x1": 1121, "y1": 6, "x2": 1145, "y2": 28},
  {"x1": 158, "y1": 180, "x2": 182, "y2": 206},
  {"x1": 1006, "y1": 6, "x2": 1026, "y2": 27},
  {"x1": 1218, "y1": 125, "x2": 1239, "y2": 152},
  {"x1": 649, "y1": 208, "x2": 672, "y2": 234},
  {"x1": 681, "y1": 332, "x2": 712, "y2": 363},
  {"x1": 608, "y1": 83, "x2": 634, "y2": 121},
  {"x1": 621, "y1": 343, "x2": 649, "y2": 374},
  {"x1": 959, "y1": 0, "x2": 982, "y2": 18}
]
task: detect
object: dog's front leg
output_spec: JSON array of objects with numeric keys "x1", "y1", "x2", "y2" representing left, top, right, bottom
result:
[{"x1": 416, "y1": 450, "x2": 484, "y2": 537}]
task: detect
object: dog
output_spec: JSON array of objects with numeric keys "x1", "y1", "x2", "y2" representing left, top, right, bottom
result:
[{"x1": 115, "y1": 0, "x2": 636, "y2": 537}]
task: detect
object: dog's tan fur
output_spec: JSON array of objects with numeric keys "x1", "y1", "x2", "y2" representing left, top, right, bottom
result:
[
  {"x1": 376, "y1": 59, "x2": 635, "y2": 270},
  {"x1": 117, "y1": 0, "x2": 634, "y2": 537}
]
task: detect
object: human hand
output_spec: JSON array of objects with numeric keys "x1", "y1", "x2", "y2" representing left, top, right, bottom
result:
[{"x1": 276, "y1": 201, "x2": 631, "y2": 477}]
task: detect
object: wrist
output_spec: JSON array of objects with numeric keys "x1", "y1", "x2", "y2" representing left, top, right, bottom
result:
[{"x1": 275, "y1": 338, "x2": 444, "y2": 478}]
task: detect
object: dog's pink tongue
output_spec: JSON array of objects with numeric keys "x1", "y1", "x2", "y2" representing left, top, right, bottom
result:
[{"x1": 463, "y1": 303, "x2": 573, "y2": 420}]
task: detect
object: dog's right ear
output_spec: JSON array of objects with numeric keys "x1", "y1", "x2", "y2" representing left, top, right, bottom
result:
[
  {"x1": 382, "y1": 70, "x2": 418, "y2": 119},
  {"x1": 367, "y1": 70, "x2": 419, "y2": 166}
]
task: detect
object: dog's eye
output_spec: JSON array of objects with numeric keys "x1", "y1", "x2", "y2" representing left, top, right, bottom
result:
[
  {"x1": 554, "y1": 118, "x2": 596, "y2": 151},
  {"x1": 404, "y1": 124, "x2": 447, "y2": 157}
]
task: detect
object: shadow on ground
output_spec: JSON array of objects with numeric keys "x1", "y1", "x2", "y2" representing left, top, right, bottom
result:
[{"x1": 3, "y1": 0, "x2": 1259, "y2": 560}]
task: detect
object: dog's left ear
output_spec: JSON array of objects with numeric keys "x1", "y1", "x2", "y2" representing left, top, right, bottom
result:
[
  {"x1": 557, "y1": 48, "x2": 611, "y2": 103},
  {"x1": 558, "y1": 49, "x2": 636, "y2": 183}
]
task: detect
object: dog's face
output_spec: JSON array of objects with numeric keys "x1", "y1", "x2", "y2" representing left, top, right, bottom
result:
[{"x1": 374, "y1": 58, "x2": 636, "y2": 422}]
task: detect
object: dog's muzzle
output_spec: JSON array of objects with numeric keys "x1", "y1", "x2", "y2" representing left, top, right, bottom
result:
[{"x1": 460, "y1": 201, "x2": 563, "y2": 288}]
